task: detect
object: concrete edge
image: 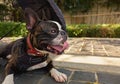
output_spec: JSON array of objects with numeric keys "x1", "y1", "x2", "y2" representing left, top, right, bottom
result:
[{"x1": 52, "y1": 54, "x2": 120, "y2": 73}]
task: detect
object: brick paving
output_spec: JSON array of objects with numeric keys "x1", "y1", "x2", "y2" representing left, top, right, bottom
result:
[
  {"x1": 0, "y1": 37, "x2": 120, "y2": 84},
  {"x1": 1, "y1": 37, "x2": 120, "y2": 57},
  {"x1": 65, "y1": 38, "x2": 120, "y2": 57}
]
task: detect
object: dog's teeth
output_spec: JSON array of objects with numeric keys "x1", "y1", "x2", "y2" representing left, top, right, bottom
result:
[
  {"x1": 55, "y1": 50, "x2": 59, "y2": 54},
  {"x1": 60, "y1": 43, "x2": 63, "y2": 46},
  {"x1": 47, "y1": 46, "x2": 51, "y2": 50}
]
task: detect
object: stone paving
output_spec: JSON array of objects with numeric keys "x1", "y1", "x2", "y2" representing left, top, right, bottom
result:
[
  {"x1": 65, "y1": 38, "x2": 120, "y2": 57},
  {"x1": 0, "y1": 37, "x2": 120, "y2": 84},
  {"x1": 1, "y1": 65, "x2": 120, "y2": 84},
  {"x1": 1, "y1": 37, "x2": 120, "y2": 57}
]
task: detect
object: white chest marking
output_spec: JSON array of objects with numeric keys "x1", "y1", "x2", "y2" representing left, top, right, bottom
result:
[
  {"x1": 27, "y1": 61, "x2": 48, "y2": 71},
  {"x1": 2, "y1": 74, "x2": 14, "y2": 84},
  {"x1": 6, "y1": 54, "x2": 12, "y2": 59}
]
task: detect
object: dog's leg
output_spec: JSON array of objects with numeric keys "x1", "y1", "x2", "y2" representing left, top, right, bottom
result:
[
  {"x1": 2, "y1": 74, "x2": 14, "y2": 84},
  {"x1": 44, "y1": 59, "x2": 67, "y2": 83},
  {"x1": 2, "y1": 64, "x2": 14, "y2": 84},
  {"x1": 50, "y1": 68, "x2": 67, "y2": 82},
  {"x1": 2, "y1": 59, "x2": 15, "y2": 84},
  {"x1": 2, "y1": 67, "x2": 14, "y2": 84}
]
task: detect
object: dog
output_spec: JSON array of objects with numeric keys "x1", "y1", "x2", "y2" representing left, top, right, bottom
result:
[{"x1": 0, "y1": 8, "x2": 68, "y2": 84}]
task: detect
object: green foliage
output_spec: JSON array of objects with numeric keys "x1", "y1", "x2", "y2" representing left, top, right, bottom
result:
[
  {"x1": 0, "y1": 4, "x2": 8, "y2": 10},
  {"x1": 0, "y1": 4, "x2": 9, "y2": 21},
  {"x1": 67, "y1": 24, "x2": 89, "y2": 37},
  {"x1": 55, "y1": 0, "x2": 120, "y2": 16},
  {"x1": 0, "y1": 22, "x2": 120, "y2": 38},
  {"x1": 104, "y1": 0, "x2": 120, "y2": 10},
  {"x1": 1, "y1": 0, "x2": 24, "y2": 22},
  {"x1": 67, "y1": 24, "x2": 120, "y2": 38},
  {"x1": 114, "y1": 27, "x2": 120, "y2": 38},
  {"x1": 0, "y1": 22, "x2": 27, "y2": 37},
  {"x1": 63, "y1": 0, "x2": 94, "y2": 15}
]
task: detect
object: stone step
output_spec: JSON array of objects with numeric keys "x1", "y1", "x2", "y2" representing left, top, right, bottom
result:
[{"x1": 52, "y1": 54, "x2": 120, "y2": 74}]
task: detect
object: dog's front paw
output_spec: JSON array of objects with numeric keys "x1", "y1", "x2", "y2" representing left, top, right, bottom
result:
[
  {"x1": 50, "y1": 68, "x2": 67, "y2": 82},
  {"x1": 2, "y1": 74, "x2": 14, "y2": 84}
]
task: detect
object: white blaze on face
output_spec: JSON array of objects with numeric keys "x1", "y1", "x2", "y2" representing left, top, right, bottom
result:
[
  {"x1": 49, "y1": 21, "x2": 62, "y2": 31},
  {"x1": 48, "y1": 21, "x2": 64, "y2": 45}
]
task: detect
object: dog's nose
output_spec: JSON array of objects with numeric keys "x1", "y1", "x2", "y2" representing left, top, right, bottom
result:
[
  {"x1": 60, "y1": 31, "x2": 66, "y2": 36},
  {"x1": 60, "y1": 31, "x2": 67, "y2": 42}
]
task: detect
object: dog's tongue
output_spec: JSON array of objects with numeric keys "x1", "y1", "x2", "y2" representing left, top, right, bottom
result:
[{"x1": 51, "y1": 42, "x2": 69, "y2": 53}]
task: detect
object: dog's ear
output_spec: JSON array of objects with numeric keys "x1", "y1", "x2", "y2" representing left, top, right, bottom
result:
[{"x1": 24, "y1": 8, "x2": 40, "y2": 30}]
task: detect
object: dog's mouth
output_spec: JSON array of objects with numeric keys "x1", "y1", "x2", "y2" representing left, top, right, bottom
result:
[{"x1": 46, "y1": 41, "x2": 68, "y2": 55}]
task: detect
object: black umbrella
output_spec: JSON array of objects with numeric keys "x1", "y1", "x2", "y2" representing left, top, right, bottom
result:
[{"x1": 17, "y1": 0, "x2": 66, "y2": 31}]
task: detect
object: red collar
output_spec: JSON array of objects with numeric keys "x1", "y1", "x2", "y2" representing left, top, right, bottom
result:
[{"x1": 27, "y1": 34, "x2": 45, "y2": 57}]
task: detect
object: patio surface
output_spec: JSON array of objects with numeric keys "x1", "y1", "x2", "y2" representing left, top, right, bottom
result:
[{"x1": 0, "y1": 37, "x2": 120, "y2": 84}]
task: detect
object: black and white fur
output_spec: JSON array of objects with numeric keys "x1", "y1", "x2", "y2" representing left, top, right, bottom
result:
[{"x1": 0, "y1": 8, "x2": 68, "y2": 84}]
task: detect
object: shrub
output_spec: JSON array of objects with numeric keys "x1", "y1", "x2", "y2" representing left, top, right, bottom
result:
[
  {"x1": 114, "y1": 27, "x2": 120, "y2": 38},
  {"x1": 67, "y1": 24, "x2": 89, "y2": 37},
  {"x1": 0, "y1": 22, "x2": 120, "y2": 38},
  {"x1": 0, "y1": 22, "x2": 27, "y2": 37},
  {"x1": 67, "y1": 24, "x2": 120, "y2": 38},
  {"x1": 0, "y1": 4, "x2": 9, "y2": 21}
]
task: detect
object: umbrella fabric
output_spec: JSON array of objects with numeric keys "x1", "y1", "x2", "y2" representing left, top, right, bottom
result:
[{"x1": 17, "y1": 0, "x2": 66, "y2": 31}]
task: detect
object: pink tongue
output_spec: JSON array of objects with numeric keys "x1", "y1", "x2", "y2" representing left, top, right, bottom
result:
[{"x1": 51, "y1": 42, "x2": 69, "y2": 52}]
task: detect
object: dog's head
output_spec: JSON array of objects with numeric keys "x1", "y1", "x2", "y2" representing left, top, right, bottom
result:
[{"x1": 25, "y1": 8, "x2": 68, "y2": 55}]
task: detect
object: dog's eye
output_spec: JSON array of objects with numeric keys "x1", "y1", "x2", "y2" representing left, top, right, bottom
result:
[{"x1": 50, "y1": 29, "x2": 57, "y2": 34}]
